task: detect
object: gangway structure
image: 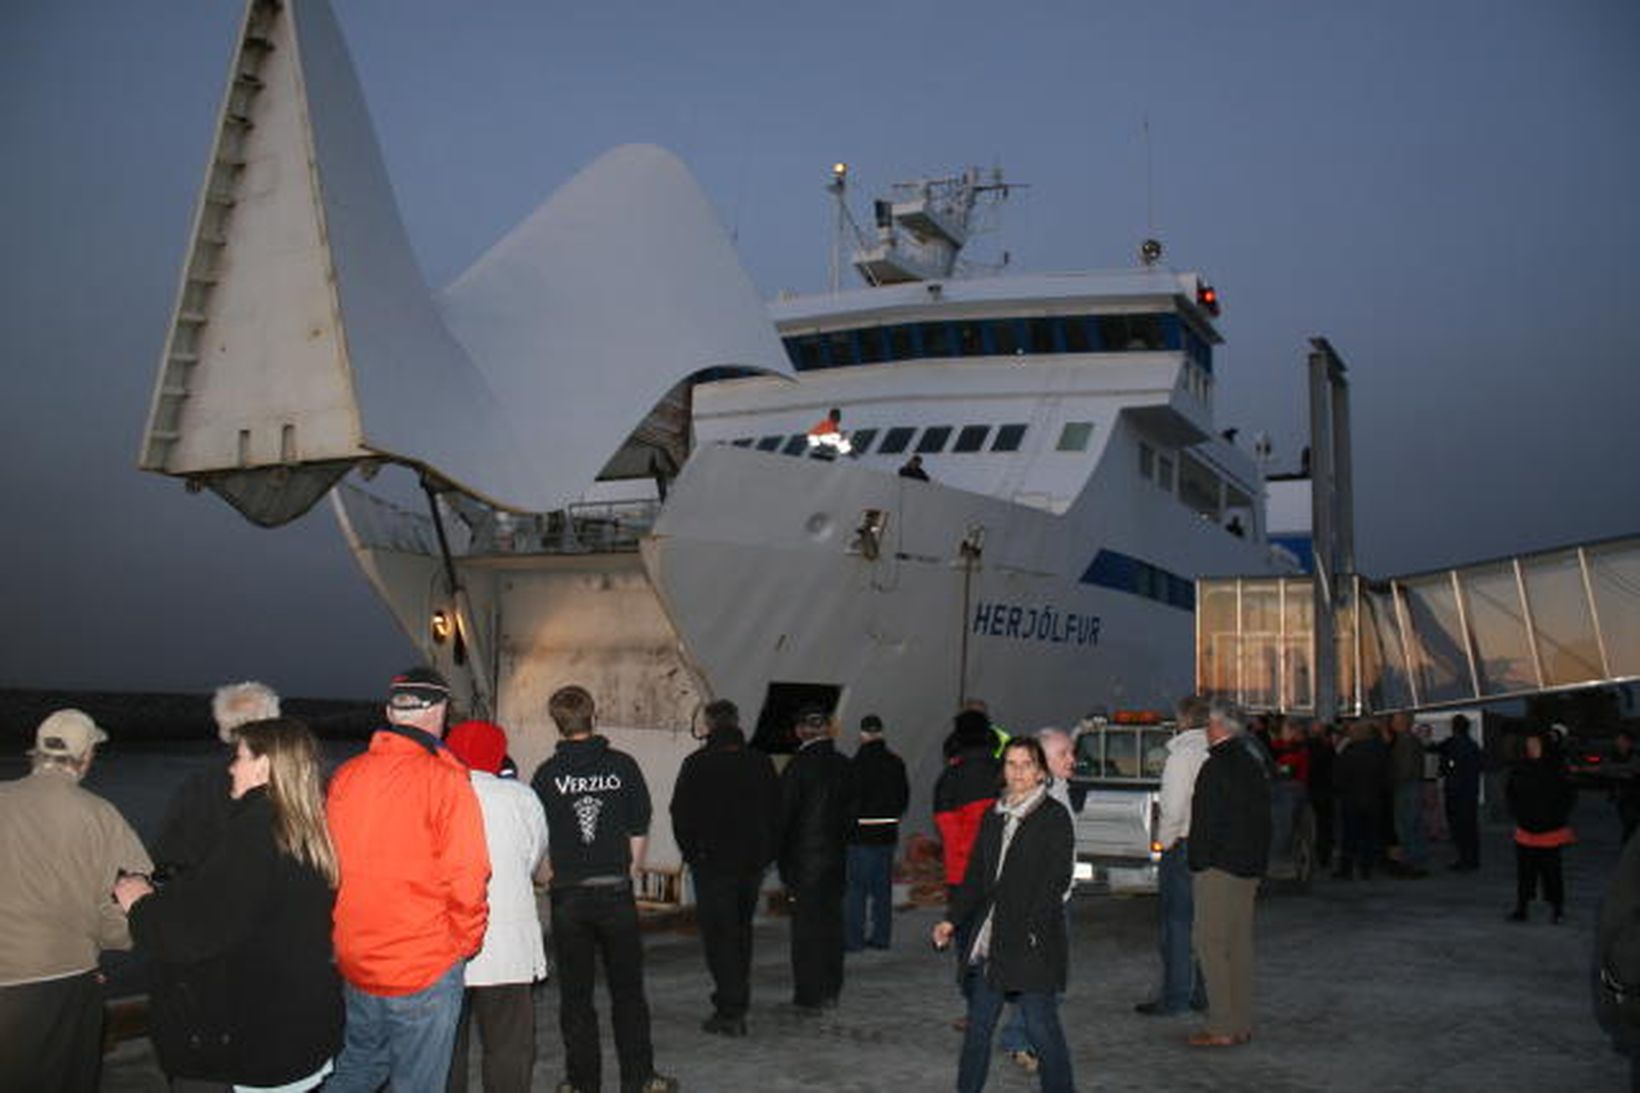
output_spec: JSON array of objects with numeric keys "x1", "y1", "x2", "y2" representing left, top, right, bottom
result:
[{"x1": 1197, "y1": 534, "x2": 1640, "y2": 718}]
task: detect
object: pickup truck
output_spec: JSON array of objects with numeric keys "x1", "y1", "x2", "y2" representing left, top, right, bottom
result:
[{"x1": 1068, "y1": 720, "x2": 1315, "y2": 893}]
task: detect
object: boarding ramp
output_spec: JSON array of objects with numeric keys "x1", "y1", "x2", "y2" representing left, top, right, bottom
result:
[{"x1": 1197, "y1": 535, "x2": 1640, "y2": 717}]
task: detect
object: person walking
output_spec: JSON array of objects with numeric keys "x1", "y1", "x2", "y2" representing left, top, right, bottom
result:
[
  {"x1": 1436, "y1": 714, "x2": 1484, "y2": 871},
  {"x1": 931, "y1": 736, "x2": 1076, "y2": 1093},
  {"x1": 845, "y1": 714, "x2": 910, "y2": 952},
  {"x1": 531, "y1": 685, "x2": 678, "y2": 1093},
  {"x1": 777, "y1": 706, "x2": 857, "y2": 1013},
  {"x1": 1507, "y1": 730, "x2": 1577, "y2": 924},
  {"x1": 325, "y1": 668, "x2": 491, "y2": 1093},
  {"x1": 1135, "y1": 695, "x2": 1211, "y2": 1017},
  {"x1": 1187, "y1": 700, "x2": 1272, "y2": 1048},
  {"x1": 1306, "y1": 721, "x2": 1338, "y2": 871},
  {"x1": 116, "y1": 718, "x2": 343, "y2": 1092},
  {"x1": 443, "y1": 719, "x2": 550, "y2": 1093},
  {"x1": 0, "y1": 710, "x2": 153, "y2": 1093},
  {"x1": 669, "y1": 699, "x2": 780, "y2": 1037}
]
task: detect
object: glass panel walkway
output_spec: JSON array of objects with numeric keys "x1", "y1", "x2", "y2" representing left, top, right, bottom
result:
[{"x1": 1197, "y1": 535, "x2": 1640, "y2": 716}]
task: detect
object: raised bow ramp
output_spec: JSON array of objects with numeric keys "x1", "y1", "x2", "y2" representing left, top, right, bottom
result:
[{"x1": 140, "y1": 0, "x2": 789, "y2": 525}]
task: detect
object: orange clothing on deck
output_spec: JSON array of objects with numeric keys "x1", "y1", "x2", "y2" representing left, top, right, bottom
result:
[{"x1": 327, "y1": 728, "x2": 490, "y2": 996}]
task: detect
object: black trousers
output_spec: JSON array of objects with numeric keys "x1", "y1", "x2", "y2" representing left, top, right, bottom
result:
[
  {"x1": 693, "y1": 869, "x2": 762, "y2": 1019},
  {"x1": 448, "y1": 982, "x2": 537, "y2": 1093},
  {"x1": 0, "y1": 970, "x2": 104, "y2": 1093},
  {"x1": 1514, "y1": 843, "x2": 1565, "y2": 912},
  {"x1": 1338, "y1": 803, "x2": 1380, "y2": 877},
  {"x1": 1312, "y1": 792, "x2": 1336, "y2": 868},
  {"x1": 1446, "y1": 791, "x2": 1480, "y2": 867},
  {"x1": 550, "y1": 884, "x2": 655, "y2": 1092},
  {"x1": 788, "y1": 879, "x2": 845, "y2": 1007}
]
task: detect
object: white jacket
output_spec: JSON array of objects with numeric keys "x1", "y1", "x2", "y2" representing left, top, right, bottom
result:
[
  {"x1": 465, "y1": 772, "x2": 550, "y2": 986},
  {"x1": 1155, "y1": 728, "x2": 1210, "y2": 850}
]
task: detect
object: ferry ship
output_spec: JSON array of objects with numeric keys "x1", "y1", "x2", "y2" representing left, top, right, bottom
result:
[{"x1": 138, "y1": 0, "x2": 1298, "y2": 860}]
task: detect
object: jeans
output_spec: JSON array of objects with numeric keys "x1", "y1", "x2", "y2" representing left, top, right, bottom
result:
[
  {"x1": 692, "y1": 868, "x2": 763, "y2": 1018},
  {"x1": 1394, "y1": 781, "x2": 1427, "y2": 867},
  {"x1": 956, "y1": 964, "x2": 1074, "y2": 1093},
  {"x1": 1157, "y1": 842, "x2": 1204, "y2": 1011},
  {"x1": 845, "y1": 843, "x2": 895, "y2": 950},
  {"x1": 328, "y1": 960, "x2": 465, "y2": 1093},
  {"x1": 551, "y1": 883, "x2": 657, "y2": 1092}
]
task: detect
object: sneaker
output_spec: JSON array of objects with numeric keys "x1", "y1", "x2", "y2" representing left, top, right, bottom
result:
[
  {"x1": 638, "y1": 1075, "x2": 680, "y2": 1093},
  {"x1": 1007, "y1": 1049, "x2": 1040, "y2": 1074}
]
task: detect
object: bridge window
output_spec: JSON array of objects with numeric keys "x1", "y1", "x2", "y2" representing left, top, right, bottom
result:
[
  {"x1": 756, "y1": 435, "x2": 783, "y2": 451},
  {"x1": 1056, "y1": 422, "x2": 1094, "y2": 452},
  {"x1": 1063, "y1": 317, "x2": 1093, "y2": 353},
  {"x1": 1178, "y1": 453, "x2": 1220, "y2": 519},
  {"x1": 731, "y1": 437, "x2": 754, "y2": 447},
  {"x1": 877, "y1": 426, "x2": 916, "y2": 455},
  {"x1": 955, "y1": 321, "x2": 984, "y2": 357},
  {"x1": 1097, "y1": 315, "x2": 1164, "y2": 351},
  {"x1": 921, "y1": 322, "x2": 953, "y2": 358},
  {"x1": 1027, "y1": 317, "x2": 1058, "y2": 354},
  {"x1": 886, "y1": 324, "x2": 917, "y2": 361},
  {"x1": 849, "y1": 427, "x2": 879, "y2": 454},
  {"x1": 1139, "y1": 441, "x2": 1155, "y2": 480},
  {"x1": 992, "y1": 423, "x2": 1028, "y2": 452},
  {"x1": 916, "y1": 426, "x2": 953, "y2": 453},
  {"x1": 856, "y1": 328, "x2": 887, "y2": 364},
  {"x1": 990, "y1": 319, "x2": 1022, "y2": 356},
  {"x1": 824, "y1": 330, "x2": 857, "y2": 368},
  {"x1": 953, "y1": 425, "x2": 991, "y2": 453},
  {"x1": 782, "y1": 434, "x2": 809, "y2": 456}
]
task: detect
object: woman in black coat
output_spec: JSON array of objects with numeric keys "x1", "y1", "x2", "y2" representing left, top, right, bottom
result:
[
  {"x1": 1506, "y1": 730, "x2": 1577, "y2": 923},
  {"x1": 114, "y1": 719, "x2": 343, "y2": 1091},
  {"x1": 933, "y1": 736, "x2": 1075, "y2": 1093}
]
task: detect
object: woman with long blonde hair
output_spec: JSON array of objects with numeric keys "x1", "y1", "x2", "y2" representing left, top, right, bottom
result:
[{"x1": 115, "y1": 718, "x2": 343, "y2": 1091}]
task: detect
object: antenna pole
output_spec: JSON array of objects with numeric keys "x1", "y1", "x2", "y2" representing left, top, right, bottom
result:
[{"x1": 827, "y1": 163, "x2": 848, "y2": 293}]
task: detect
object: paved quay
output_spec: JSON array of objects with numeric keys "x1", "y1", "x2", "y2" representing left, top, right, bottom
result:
[{"x1": 101, "y1": 793, "x2": 1628, "y2": 1092}]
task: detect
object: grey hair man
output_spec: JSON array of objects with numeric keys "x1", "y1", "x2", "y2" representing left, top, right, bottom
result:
[
  {"x1": 152, "y1": 680, "x2": 282, "y2": 879},
  {"x1": 211, "y1": 680, "x2": 281, "y2": 742},
  {"x1": 0, "y1": 710, "x2": 153, "y2": 1093},
  {"x1": 1185, "y1": 699, "x2": 1272, "y2": 1047}
]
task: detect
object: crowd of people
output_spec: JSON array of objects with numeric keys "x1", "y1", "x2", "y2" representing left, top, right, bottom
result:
[{"x1": 3, "y1": 672, "x2": 1634, "y2": 1092}]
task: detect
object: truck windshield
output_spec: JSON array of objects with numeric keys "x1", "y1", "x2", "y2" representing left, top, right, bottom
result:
[{"x1": 1074, "y1": 726, "x2": 1176, "y2": 780}]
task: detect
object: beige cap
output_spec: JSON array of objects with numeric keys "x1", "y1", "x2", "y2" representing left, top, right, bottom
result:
[{"x1": 35, "y1": 709, "x2": 109, "y2": 760}]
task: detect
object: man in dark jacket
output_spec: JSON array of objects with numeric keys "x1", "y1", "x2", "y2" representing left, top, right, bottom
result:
[
  {"x1": 845, "y1": 715, "x2": 910, "y2": 952},
  {"x1": 669, "y1": 699, "x2": 780, "y2": 1037},
  {"x1": 1333, "y1": 720, "x2": 1390, "y2": 880},
  {"x1": 1187, "y1": 700, "x2": 1271, "y2": 1048},
  {"x1": 1437, "y1": 715, "x2": 1484, "y2": 871},
  {"x1": 531, "y1": 685, "x2": 677, "y2": 1093},
  {"x1": 777, "y1": 707, "x2": 857, "y2": 1012}
]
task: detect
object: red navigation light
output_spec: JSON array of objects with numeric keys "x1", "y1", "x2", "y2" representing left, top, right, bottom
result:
[{"x1": 1197, "y1": 283, "x2": 1220, "y2": 316}]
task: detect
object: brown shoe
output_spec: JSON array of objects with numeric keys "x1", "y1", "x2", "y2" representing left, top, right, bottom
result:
[{"x1": 1187, "y1": 1031, "x2": 1244, "y2": 1048}]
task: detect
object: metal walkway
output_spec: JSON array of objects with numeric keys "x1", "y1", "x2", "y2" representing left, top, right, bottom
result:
[{"x1": 1197, "y1": 534, "x2": 1640, "y2": 716}]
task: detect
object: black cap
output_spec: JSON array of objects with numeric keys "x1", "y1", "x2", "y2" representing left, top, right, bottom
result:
[
  {"x1": 388, "y1": 666, "x2": 450, "y2": 710},
  {"x1": 860, "y1": 714, "x2": 884, "y2": 734}
]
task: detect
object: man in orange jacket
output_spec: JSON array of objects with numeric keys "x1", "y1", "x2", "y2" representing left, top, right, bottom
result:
[{"x1": 326, "y1": 668, "x2": 490, "y2": 1092}]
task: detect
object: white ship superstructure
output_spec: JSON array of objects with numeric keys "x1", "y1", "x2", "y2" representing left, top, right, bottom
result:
[{"x1": 139, "y1": 0, "x2": 1296, "y2": 869}]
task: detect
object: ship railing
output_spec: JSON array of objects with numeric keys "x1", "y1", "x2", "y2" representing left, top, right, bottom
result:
[{"x1": 334, "y1": 484, "x2": 661, "y2": 558}]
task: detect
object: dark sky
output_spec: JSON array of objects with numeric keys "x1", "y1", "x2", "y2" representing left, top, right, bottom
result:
[{"x1": 2, "y1": 0, "x2": 1636, "y2": 699}]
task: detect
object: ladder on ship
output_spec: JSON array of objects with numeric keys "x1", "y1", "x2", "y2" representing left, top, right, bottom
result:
[{"x1": 1196, "y1": 534, "x2": 1640, "y2": 717}]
